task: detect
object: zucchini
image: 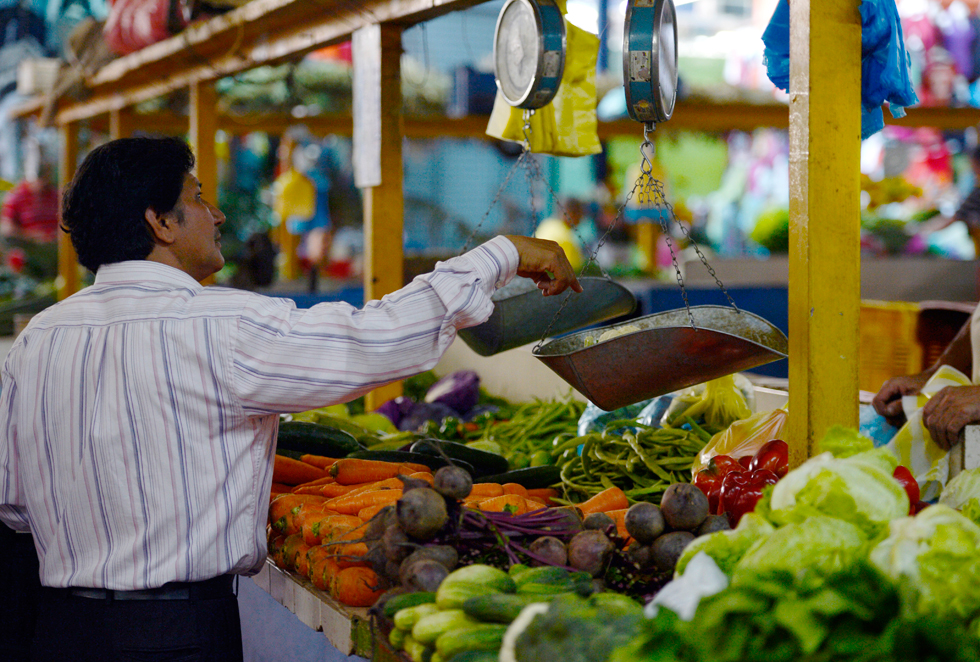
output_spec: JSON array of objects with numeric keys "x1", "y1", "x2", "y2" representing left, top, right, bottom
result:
[
  {"x1": 276, "y1": 421, "x2": 364, "y2": 457},
  {"x1": 409, "y1": 439, "x2": 509, "y2": 477},
  {"x1": 462, "y1": 593, "x2": 557, "y2": 624},
  {"x1": 412, "y1": 609, "x2": 481, "y2": 645},
  {"x1": 473, "y1": 466, "x2": 561, "y2": 489},
  {"x1": 383, "y1": 591, "x2": 436, "y2": 619},
  {"x1": 346, "y1": 450, "x2": 475, "y2": 475},
  {"x1": 446, "y1": 652, "x2": 499, "y2": 662},
  {"x1": 393, "y1": 603, "x2": 442, "y2": 631},
  {"x1": 435, "y1": 624, "x2": 507, "y2": 660}
]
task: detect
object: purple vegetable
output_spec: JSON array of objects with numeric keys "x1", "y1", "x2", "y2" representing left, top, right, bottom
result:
[
  {"x1": 397, "y1": 401, "x2": 460, "y2": 432},
  {"x1": 463, "y1": 404, "x2": 499, "y2": 422},
  {"x1": 376, "y1": 396, "x2": 416, "y2": 427},
  {"x1": 424, "y1": 371, "x2": 480, "y2": 416}
]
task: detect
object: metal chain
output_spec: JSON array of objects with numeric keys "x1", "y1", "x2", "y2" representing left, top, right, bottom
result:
[{"x1": 460, "y1": 150, "x2": 528, "y2": 253}]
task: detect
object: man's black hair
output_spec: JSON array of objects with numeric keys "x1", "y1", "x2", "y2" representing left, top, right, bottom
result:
[{"x1": 61, "y1": 136, "x2": 195, "y2": 272}]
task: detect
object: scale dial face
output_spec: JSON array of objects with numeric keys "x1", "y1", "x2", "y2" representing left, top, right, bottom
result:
[
  {"x1": 624, "y1": 0, "x2": 679, "y2": 124},
  {"x1": 493, "y1": 0, "x2": 566, "y2": 109}
]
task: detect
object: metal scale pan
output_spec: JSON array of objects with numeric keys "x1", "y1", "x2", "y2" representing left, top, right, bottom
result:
[
  {"x1": 532, "y1": 306, "x2": 788, "y2": 411},
  {"x1": 458, "y1": 276, "x2": 637, "y2": 357}
]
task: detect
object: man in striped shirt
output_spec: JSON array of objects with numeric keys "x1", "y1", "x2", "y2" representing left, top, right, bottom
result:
[{"x1": 0, "y1": 136, "x2": 580, "y2": 662}]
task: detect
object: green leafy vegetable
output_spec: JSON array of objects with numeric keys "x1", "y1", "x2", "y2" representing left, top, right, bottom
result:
[
  {"x1": 817, "y1": 425, "x2": 874, "y2": 459},
  {"x1": 733, "y1": 516, "x2": 868, "y2": 580},
  {"x1": 675, "y1": 513, "x2": 774, "y2": 576},
  {"x1": 939, "y1": 467, "x2": 980, "y2": 510}
]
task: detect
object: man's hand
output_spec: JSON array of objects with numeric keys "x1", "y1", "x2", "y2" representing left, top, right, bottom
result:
[
  {"x1": 504, "y1": 235, "x2": 583, "y2": 296},
  {"x1": 872, "y1": 372, "x2": 930, "y2": 427},
  {"x1": 921, "y1": 384, "x2": 980, "y2": 451}
]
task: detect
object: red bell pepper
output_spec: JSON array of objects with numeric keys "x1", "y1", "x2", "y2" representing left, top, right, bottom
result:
[
  {"x1": 737, "y1": 455, "x2": 753, "y2": 470},
  {"x1": 693, "y1": 455, "x2": 743, "y2": 514},
  {"x1": 892, "y1": 465, "x2": 920, "y2": 515},
  {"x1": 719, "y1": 468, "x2": 780, "y2": 527},
  {"x1": 747, "y1": 439, "x2": 789, "y2": 478}
]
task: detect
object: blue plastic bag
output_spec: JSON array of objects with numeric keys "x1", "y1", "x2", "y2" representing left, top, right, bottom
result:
[{"x1": 761, "y1": 0, "x2": 918, "y2": 140}]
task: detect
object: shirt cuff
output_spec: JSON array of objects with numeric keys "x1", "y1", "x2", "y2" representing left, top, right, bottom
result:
[{"x1": 467, "y1": 236, "x2": 520, "y2": 293}]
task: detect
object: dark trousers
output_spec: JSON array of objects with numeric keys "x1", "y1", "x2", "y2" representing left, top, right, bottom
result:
[
  {"x1": 32, "y1": 582, "x2": 244, "y2": 662},
  {"x1": 0, "y1": 526, "x2": 41, "y2": 661}
]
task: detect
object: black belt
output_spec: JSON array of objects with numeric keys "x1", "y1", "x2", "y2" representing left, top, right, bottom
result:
[{"x1": 48, "y1": 575, "x2": 236, "y2": 601}]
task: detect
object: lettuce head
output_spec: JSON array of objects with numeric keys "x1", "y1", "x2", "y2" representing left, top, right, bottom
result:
[
  {"x1": 939, "y1": 467, "x2": 980, "y2": 510},
  {"x1": 765, "y1": 448, "x2": 908, "y2": 537},
  {"x1": 870, "y1": 504, "x2": 980, "y2": 622},
  {"x1": 733, "y1": 515, "x2": 869, "y2": 580}
]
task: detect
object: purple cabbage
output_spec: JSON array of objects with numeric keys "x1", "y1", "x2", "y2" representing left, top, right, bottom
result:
[
  {"x1": 375, "y1": 396, "x2": 416, "y2": 427},
  {"x1": 463, "y1": 404, "x2": 499, "y2": 421},
  {"x1": 424, "y1": 370, "x2": 480, "y2": 416},
  {"x1": 397, "y1": 401, "x2": 460, "y2": 432}
]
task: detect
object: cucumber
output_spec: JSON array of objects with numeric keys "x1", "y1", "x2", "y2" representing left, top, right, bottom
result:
[
  {"x1": 472, "y1": 466, "x2": 561, "y2": 489},
  {"x1": 446, "y1": 652, "x2": 498, "y2": 662},
  {"x1": 412, "y1": 610, "x2": 479, "y2": 645},
  {"x1": 435, "y1": 624, "x2": 507, "y2": 660},
  {"x1": 389, "y1": 627, "x2": 407, "y2": 651},
  {"x1": 346, "y1": 450, "x2": 475, "y2": 475},
  {"x1": 434, "y1": 582, "x2": 495, "y2": 611},
  {"x1": 276, "y1": 421, "x2": 364, "y2": 457},
  {"x1": 383, "y1": 591, "x2": 436, "y2": 619},
  {"x1": 409, "y1": 439, "x2": 509, "y2": 478},
  {"x1": 393, "y1": 603, "x2": 442, "y2": 631},
  {"x1": 462, "y1": 593, "x2": 559, "y2": 624},
  {"x1": 441, "y1": 564, "x2": 517, "y2": 593},
  {"x1": 510, "y1": 566, "x2": 570, "y2": 589}
]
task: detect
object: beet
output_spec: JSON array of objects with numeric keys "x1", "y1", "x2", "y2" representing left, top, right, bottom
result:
[
  {"x1": 528, "y1": 536, "x2": 568, "y2": 567},
  {"x1": 364, "y1": 505, "x2": 396, "y2": 541},
  {"x1": 567, "y1": 530, "x2": 614, "y2": 577},
  {"x1": 583, "y1": 512, "x2": 616, "y2": 532},
  {"x1": 397, "y1": 474, "x2": 434, "y2": 493},
  {"x1": 624, "y1": 502, "x2": 666, "y2": 544},
  {"x1": 659, "y1": 483, "x2": 710, "y2": 531},
  {"x1": 625, "y1": 541, "x2": 655, "y2": 569},
  {"x1": 396, "y1": 487, "x2": 449, "y2": 541},
  {"x1": 696, "y1": 514, "x2": 731, "y2": 536},
  {"x1": 382, "y1": 524, "x2": 412, "y2": 563},
  {"x1": 651, "y1": 531, "x2": 695, "y2": 574},
  {"x1": 400, "y1": 558, "x2": 450, "y2": 592},
  {"x1": 433, "y1": 465, "x2": 473, "y2": 500},
  {"x1": 401, "y1": 545, "x2": 459, "y2": 573}
]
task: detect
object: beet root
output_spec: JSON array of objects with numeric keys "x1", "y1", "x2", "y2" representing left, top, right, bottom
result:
[
  {"x1": 528, "y1": 536, "x2": 568, "y2": 567},
  {"x1": 567, "y1": 530, "x2": 614, "y2": 577},
  {"x1": 624, "y1": 502, "x2": 666, "y2": 544},
  {"x1": 396, "y1": 487, "x2": 449, "y2": 541}
]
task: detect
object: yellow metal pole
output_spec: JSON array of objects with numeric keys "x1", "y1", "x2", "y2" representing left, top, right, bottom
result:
[
  {"x1": 189, "y1": 81, "x2": 219, "y2": 286},
  {"x1": 786, "y1": 0, "x2": 862, "y2": 464},
  {"x1": 353, "y1": 22, "x2": 405, "y2": 411},
  {"x1": 109, "y1": 108, "x2": 135, "y2": 140},
  {"x1": 57, "y1": 121, "x2": 80, "y2": 300}
]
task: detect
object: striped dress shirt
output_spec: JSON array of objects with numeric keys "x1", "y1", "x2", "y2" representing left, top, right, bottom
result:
[{"x1": 0, "y1": 237, "x2": 518, "y2": 590}]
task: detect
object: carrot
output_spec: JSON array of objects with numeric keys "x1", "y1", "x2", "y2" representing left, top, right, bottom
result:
[
  {"x1": 502, "y1": 483, "x2": 528, "y2": 497},
  {"x1": 276, "y1": 501, "x2": 333, "y2": 536},
  {"x1": 346, "y1": 477, "x2": 405, "y2": 496},
  {"x1": 300, "y1": 454, "x2": 339, "y2": 470},
  {"x1": 469, "y1": 483, "x2": 505, "y2": 498},
  {"x1": 329, "y1": 458, "x2": 430, "y2": 485},
  {"x1": 408, "y1": 472, "x2": 435, "y2": 485},
  {"x1": 277, "y1": 533, "x2": 310, "y2": 571},
  {"x1": 578, "y1": 487, "x2": 629, "y2": 516},
  {"x1": 270, "y1": 482, "x2": 292, "y2": 497},
  {"x1": 357, "y1": 503, "x2": 390, "y2": 521},
  {"x1": 274, "y1": 455, "x2": 327, "y2": 486},
  {"x1": 304, "y1": 514, "x2": 363, "y2": 546},
  {"x1": 332, "y1": 566, "x2": 385, "y2": 607},
  {"x1": 606, "y1": 508, "x2": 631, "y2": 542},
  {"x1": 309, "y1": 556, "x2": 343, "y2": 592},
  {"x1": 269, "y1": 494, "x2": 328, "y2": 529},
  {"x1": 291, "y1": 484, "x2": 346, "y2": 497},
  {"x1": 326, "y1": 488, "x2": 403, "y2": 515},
  {"x1": 527, "y1": 488, "x2": 560, "y2": 506},
  {"x1": 526, "y1": 497, "x2": 547, "y2": 510},
  {"x1": 479, "y1": 494, "x2": 529, "y2": 515},
  {"x1": 290, "y1": 476, "x2": 336, "y2": 493}
]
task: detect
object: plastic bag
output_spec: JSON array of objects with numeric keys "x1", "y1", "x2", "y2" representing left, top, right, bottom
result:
[
  {"x1": 884, "y1": 365, "x2": 970, "y2": 488},
  {"x1": 663, "y1": 375, "x2": 753, "y2": 431},
  {"x1": 761, "y1": 0, "x2": 918, "y2": 140},
  {"x1": 691, "y1": 408, "x2": 788, "y2": 477},
  {"x1": 485, "y1": 0, "x2": 601, "y2": 157}
]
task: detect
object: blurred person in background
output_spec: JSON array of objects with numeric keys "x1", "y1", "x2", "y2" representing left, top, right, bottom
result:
[
  {"x1": 916, "y1": 144, "x2": 980, "y2": 256},
  {"x1": 0, "y1": 158, "x2": 60, "y2": 279}
]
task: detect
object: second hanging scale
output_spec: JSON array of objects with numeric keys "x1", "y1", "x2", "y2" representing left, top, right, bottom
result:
[{"x1": 462, "y1": 0, "x2": 788, "y2": 411}]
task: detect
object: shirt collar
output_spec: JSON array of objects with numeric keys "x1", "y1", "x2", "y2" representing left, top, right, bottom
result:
[{"x1": 93, "y1": 261, "x2": 204, "y2": 292}]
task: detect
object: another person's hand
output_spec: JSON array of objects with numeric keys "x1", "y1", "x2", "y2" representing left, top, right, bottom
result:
[
  {"x1": 921, "y1": 384, "x2": 980, "y2": 451},
  {"x1": 504, "y1": 235, "x2": 583, "y2": 296},
  {"x1": 872, "y1": 372, "x2": 930, "y2": 427}
]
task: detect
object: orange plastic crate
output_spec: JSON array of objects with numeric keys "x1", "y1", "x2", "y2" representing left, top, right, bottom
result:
[{"x1": 859, "y1": 300, "x2": 922, "y2": 394}]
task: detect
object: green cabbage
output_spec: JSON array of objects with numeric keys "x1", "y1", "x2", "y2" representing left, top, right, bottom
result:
[
  {"x1": 870, "y1": 505, "x2": 980, "y2": 622},
  {"x1": 733, "y1": 516, "x2": 869, "y2": 580},
  {"x1": 816, "y1": 425, "x2": 874, "y2": 458},
  {"x1": 674, "y1": 513, "x2": 775, "y2": 576},
  {"x1": 765, "y1": 448, "x2": 908, "y2": 537},
  {"x1": 939, "y1": 467, "x2": 980, "y2": 510}
]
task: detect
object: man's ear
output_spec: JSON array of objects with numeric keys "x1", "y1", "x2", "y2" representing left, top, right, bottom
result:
[{"x1": 144, "y1": 208, "x2": 175, "y2": 245}]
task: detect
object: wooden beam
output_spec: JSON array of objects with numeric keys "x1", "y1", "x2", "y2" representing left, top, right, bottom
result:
[
  {"x1": 55, "y1": 0, "x2": 484, "y2": 125},
  {"x1": 109, "y1": 107, "x2": 136, "y2": 139},
  {"x1": 786, "y1": 0, "x2": 862, "y2": 463},
  {"x1": 189, "y1": 80, "x2": 219, "y2": 286},
  {"x1": 355, "y1": 23, "x2": 405, "y2": 411},
  {"x1": 57, "y1": 122, "x2": 80, "y2": 300}
]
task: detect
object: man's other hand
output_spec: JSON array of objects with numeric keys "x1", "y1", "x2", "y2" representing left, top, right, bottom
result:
[
  {"x1": 872, "y1": 372, "x2": 930, "y2": 427},
  {"x1": 921, "y1": 384, "x2": 980, "y2": 451},
  {"x1": 504, "y1": 235, "x2": 583, "y2": 296}
]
